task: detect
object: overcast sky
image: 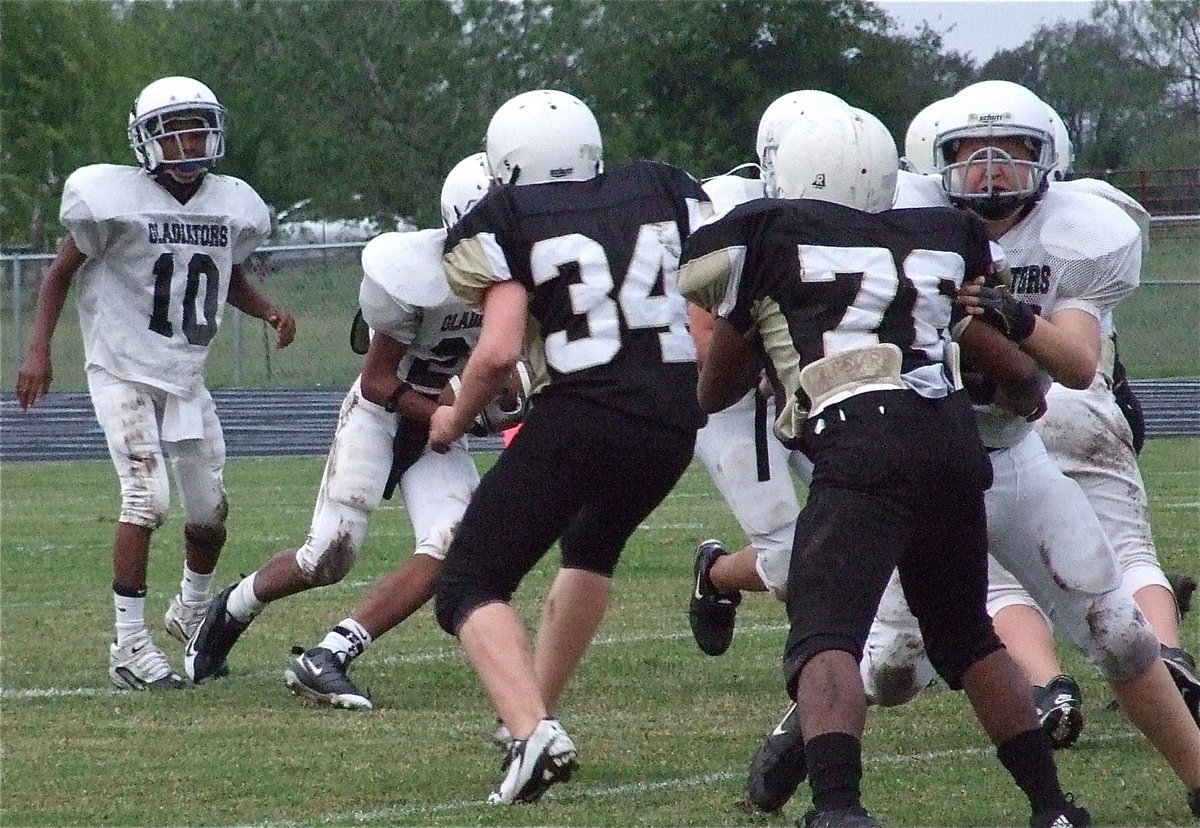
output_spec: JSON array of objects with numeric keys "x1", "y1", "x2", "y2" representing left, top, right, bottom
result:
[{"x1": 873, "y1": 0, "x2": 1101, "y2": 62}]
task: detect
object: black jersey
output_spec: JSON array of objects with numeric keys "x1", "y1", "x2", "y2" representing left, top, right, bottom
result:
[
  {"x1": 444, "y1": 160, "x2": 711, "y2": 431},
  {"x1": 679, "y1": 198, "x2": 993, "y2": 387}
]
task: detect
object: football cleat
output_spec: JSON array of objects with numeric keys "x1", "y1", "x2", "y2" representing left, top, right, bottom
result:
[
  {"x1": 688, "y1": 539, "x2": 741, "y2": 656},
  {"x1": 109, "y1": 630, "x2": 186, "y2": 691},
  {"x1": 488, "y1": 717, "x2": 578, "y2": 804},
  {"x1": 184, "y1": 584, "x2": 248, "y2": 683},
  {"x1": 1032, "y1": 674, "x2": 1084, "y2": 749},
  {"x1": 746, "y1": 700, "x2": 807, "y2": 812},
  {"x1": 1030, "y1": 796, "x2": 1091, "y2": 828},
  {"x1": 284, "y1": 646, "x2": 372, "y2": 710},
  {"x1": 1161, "y1": 644, "x2": 1200, "y2": 727},
  {"x1": 802, "y1": 806, "x2": 883, "y2": 828},
  {"x1": 163, "y1": 593, "x2": 211, "y2": 644}
]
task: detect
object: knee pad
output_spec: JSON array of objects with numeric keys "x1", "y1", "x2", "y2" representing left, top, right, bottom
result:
[
  {"x1": 862, "y1": 628, "x2": 933, "y2": 707},
  {"x1": 1084, "y1": 591, "x2": 1161, "y2": 682},
  {"x1": 118, "y1": 461, "x2": 170, "y2": 529},
  {"x1": 295, "y1": 522, "x2": 362, "y2": 586}
]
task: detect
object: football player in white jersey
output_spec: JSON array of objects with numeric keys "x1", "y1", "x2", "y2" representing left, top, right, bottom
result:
[
  {"x1": 183, "y1": 154, "x2": 529, "y2": 707},
  {"x1": 855, "y1": 80, "x2": 1200, "y2": 819},
  {"x1": 15, "y1": 76, "x2": 295, "y2": 691},
  {"x1": 972, "y1": 99, "x2": 1199, "y2": 749}
]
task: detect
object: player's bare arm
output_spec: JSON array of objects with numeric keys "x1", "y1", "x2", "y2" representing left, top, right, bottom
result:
[
  {"x1": 958, "y1": 281, "x2": 1098, "y2": 389},
  {"x1": 226, "y1": 264, "x2": 296, "y2": 349},
  {"x1": 957, "y1": 316, "x2": 1046, "y2": 422},
  {"x1": 358, "y1": 331, "x2": 437, "y2": 421},
  {"x1": 697, "y1": 316, "x2": 761, "y2": 414},
  {"x1": 15, "y1": 235, "x2": 87, "y2": 410},
  {"x1": 428, "y1": 279, "x2": 526, "y2": 453}
]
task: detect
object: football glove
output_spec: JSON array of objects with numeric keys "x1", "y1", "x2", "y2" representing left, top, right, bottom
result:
[{"x1": 975, "y1": 285, "x2": 1040, "y2": 342}]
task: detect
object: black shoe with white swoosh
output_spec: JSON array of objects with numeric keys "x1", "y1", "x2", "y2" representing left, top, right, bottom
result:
[
  {"x1": 687, "y1": 539, "x2": 741, "y2": 656},
  {"x1": 745, "y1": 699, "x2": 807, "y2": 812},
  {"x1": 1030, "y1": 795, "x2": 1090, "y2": 828},
  {"x1": 184, "y1": 584, "x2": 248, "y2": 683},
  {"x1": 284, "y1": 646, "x2": 372, "y2": 710},
  {"x1": 1032, "y1": 674, "x2": 1084, "y2": 749}
]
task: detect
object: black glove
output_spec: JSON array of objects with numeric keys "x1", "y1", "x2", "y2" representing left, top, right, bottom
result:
[{"x1": 976, "y1": 286, "x2": 1040, "y2": 342}]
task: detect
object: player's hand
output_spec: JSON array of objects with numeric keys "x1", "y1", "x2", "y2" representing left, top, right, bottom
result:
[
  {"x1": 267, "y1": 309, "x2": 296, "y2": 349},
  {"x1": 428, "y1": 404, "x2": 466, "y2": 454},
  {"x1": 15, "y1": 350, "x2": 53, "y2": 411},
  {"x1": 992, "y1": 383, "x2": 1047, "y2": 422},
  {"x1": 957, "y1": 281, "x2": 1039, "y2": 342}
]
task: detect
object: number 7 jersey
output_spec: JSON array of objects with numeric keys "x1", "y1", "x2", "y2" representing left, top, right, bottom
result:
[
  {"x1": 443, "y1": 160, "x2": 711, "y2": 431},
  {"x1": 60, "y1": 163, "x2": 271, "y2": 395}
]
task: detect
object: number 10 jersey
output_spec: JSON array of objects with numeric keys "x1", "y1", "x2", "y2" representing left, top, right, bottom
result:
[{"x1": 60, "y1": 163, "x2": 271, "y2": 395}]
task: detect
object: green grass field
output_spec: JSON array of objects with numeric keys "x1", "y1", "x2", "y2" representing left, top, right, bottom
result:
[
  {"x1": 3, "y1": 230, "x2": 1198, "y2": 389},
  {"x1": 2, "y1": 438, "x2": 1198, "y2": 826}
]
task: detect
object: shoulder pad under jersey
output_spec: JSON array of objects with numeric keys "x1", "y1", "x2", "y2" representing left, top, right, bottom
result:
[{"x1": 361, "y1": 228, "x2": 452, "y2": 307}]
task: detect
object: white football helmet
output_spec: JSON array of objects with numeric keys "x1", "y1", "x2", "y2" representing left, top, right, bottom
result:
[
  {"x1": 486, "y1": 90, "x2": 603, "y2": 186},
  {"x1": 934, "y1": 80, "x2": 1056, "y2": 220},
  {"x1": 902, "y1": 97, "x2": 951, "y2": 175},
  {"x1": 774, "y1": 103, "x2": 898, "y2": 213},
  {"x1": 439, "y1": 152, "x2": 492, "y2": 228},
  {"x1": 128, "y1": 76, "x2": 227, "y2": 177},
  {"x1": 756, "y1": 89, "x2": 851, "y2": 197},
  {"x1": 1046, "y1": 104, "x2": 1074, "y2": 180}
]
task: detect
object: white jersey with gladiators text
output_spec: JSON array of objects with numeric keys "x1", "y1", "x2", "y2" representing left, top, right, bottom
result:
[
  {"x1": 893, "y1": 174, "x2": 1142, "y2": 448},
  {"x1": 358, "y1": 228, "x2": 481, "y2": 394},
  {"x1": 61, "y1": 164, "x2": 270, "y2": 395}
]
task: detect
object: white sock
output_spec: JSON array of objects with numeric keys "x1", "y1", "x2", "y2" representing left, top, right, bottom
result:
[
  {"x1": 180, "y1": 565, "x2": 214, "y2": 604},
  {"x1": 114, "y1": 592, "x2": 146, "y2": 645},
  {"x1": 318, "y1": 618, "x2": 372, "y2": 660},
  {"x1": 225, "y1": 574, "x2": 267, "y2": 623}
]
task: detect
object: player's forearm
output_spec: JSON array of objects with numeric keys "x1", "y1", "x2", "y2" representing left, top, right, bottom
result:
[
  {"x1": 1018, "y1": 316, "x2": 1099, "y2": 390},
  {"x1": 226, "y1": 265, "x2": 281, "y2": 321},
  {"x1": 26, "y1": 245, "x2": 82, "y2": 355}
]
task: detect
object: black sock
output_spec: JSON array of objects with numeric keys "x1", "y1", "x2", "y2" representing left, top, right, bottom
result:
[
  {"x1": 112, "y1": 581, "x2": 147, "y2": 598},
  {"x1": 997, "y1": 727, "x2": 1068, "y2": 813},
  {"x1": 807, "y1": 731, "x2": 862, "y2": 812}
]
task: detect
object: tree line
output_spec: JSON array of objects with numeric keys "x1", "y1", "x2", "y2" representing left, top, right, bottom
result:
[{"x1": 3, "y1": 0, "x2": 1197, "y2": 248}]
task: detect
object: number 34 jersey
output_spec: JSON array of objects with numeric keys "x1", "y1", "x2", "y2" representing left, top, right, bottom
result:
[
  {"x1": 443, "y1": 160, "x2": 712, "y2": 431},
  {"x1": 60, "y1": 163, "x2": 271, "y2": 395}
]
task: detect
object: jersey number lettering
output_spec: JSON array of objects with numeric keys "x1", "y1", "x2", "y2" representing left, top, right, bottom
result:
[
  {"x1": 797, "y1": 245, "x2": 959, "y2": 356},
  {"x1": 530, "y1": 221, "x2": 693, "y2": 372},
  {"x1": 149, "y1": 252, "x2": 221, "y2": 346}
]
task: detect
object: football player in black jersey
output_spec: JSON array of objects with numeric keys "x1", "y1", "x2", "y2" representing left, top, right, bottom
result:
[
  {"x1": 679, "y1": 99, "x2": 1087, "y2": 828},
  {"x1": 428, "y1": 90, "x2": 712, "y2": 805}
]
